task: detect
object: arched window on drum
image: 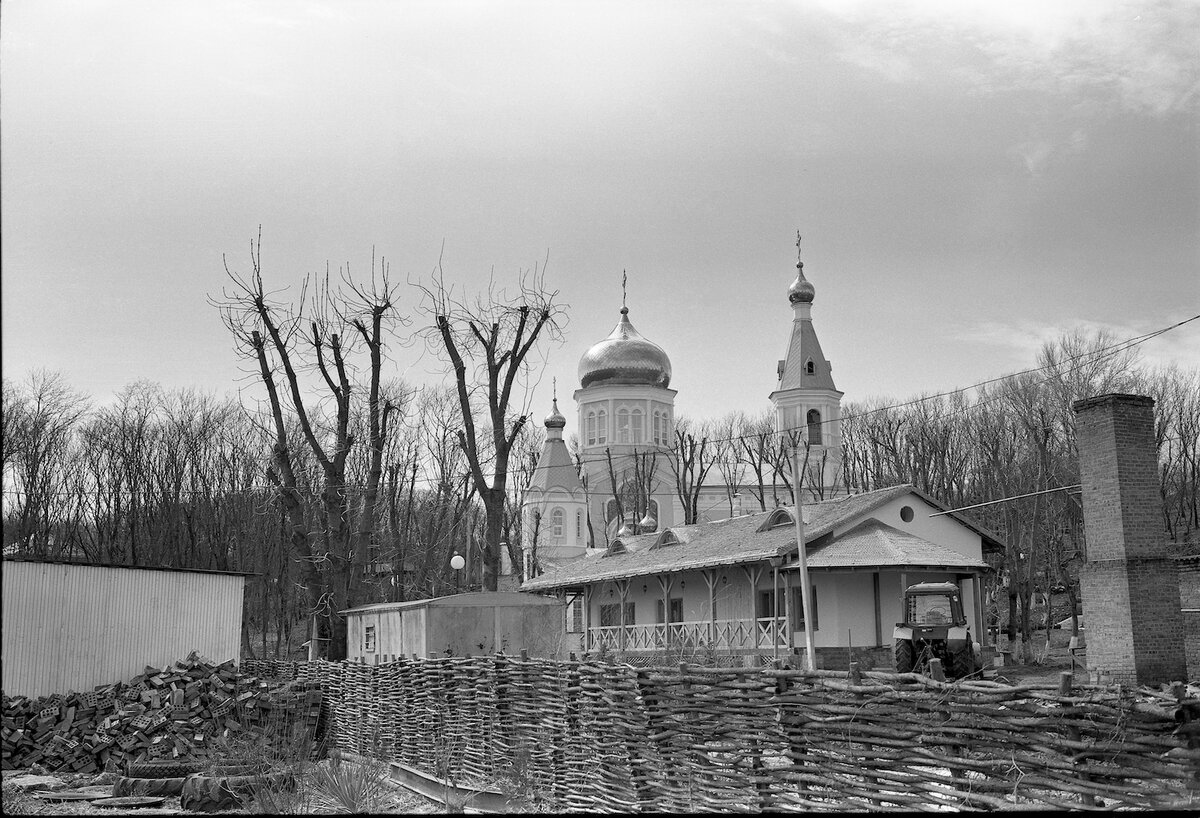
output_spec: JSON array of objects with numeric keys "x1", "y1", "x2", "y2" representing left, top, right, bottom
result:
[{"x1": 807, "y1": 409, "x2": 822, "y2": 446}]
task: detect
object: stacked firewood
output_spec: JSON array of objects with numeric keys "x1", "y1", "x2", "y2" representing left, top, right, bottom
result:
[{"x1": 1, "y1": 652, "x2": 322, "y2": 773}]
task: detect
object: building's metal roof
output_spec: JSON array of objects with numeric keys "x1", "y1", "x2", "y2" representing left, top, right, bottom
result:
[
  {"x1": 340, "y1": 591, "x2": 560, "y2": 615},
  {"x1": 1, "y1": 556, "x2": 256, "y2": 577},
  {"x1": 521, "y1": 484, "x2": 994, "y2": 591}
]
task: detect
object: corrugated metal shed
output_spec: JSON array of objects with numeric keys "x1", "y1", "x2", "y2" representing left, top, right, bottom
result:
[
  {"x1": 2, "y1": 559, "x2": 248, "y2": 697},
  {"x1": 340, "y1": 591, "x2": 563, "y2": 662}
]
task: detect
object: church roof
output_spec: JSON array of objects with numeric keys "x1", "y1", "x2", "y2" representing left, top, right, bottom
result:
[
  {"x1": 776, "y1": 317, "x2": 837, "y2": 392},
  {"x1": 520, "y1": 484, "x2": 994, "y2": 591},
  {"x1": 578, "y1": 307, "x2": 671, "y2": 389},
  {"x1": 526, "y1": 437, "x2": 583, "y2": 494},
  {"x1": 772, "y1": 235, "x2": 839, "y2": 395}
]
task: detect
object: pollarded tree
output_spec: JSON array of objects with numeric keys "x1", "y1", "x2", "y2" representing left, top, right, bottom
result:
[
  {"x1": 419, "y1": 264, "x2": 566, "y2": 591},
  {"x1": 213, "y1": 233, "x2": 405, "y2": 659}
]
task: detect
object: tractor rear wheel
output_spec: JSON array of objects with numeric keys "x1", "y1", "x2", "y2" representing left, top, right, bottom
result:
[
  {"x1": 894, "y1": 639, "x2": 915, "y2": 673},
  {"x1": 947, "y1": 644, "x2": 975, "y2": 678}
]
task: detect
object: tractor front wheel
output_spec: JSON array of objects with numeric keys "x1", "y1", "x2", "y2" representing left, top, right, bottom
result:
[{"x1": 894, "y1": 639, "x2": 915, "y2": 673}]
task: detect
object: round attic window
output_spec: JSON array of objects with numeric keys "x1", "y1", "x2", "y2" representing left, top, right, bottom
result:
[{"x1": 900, "y1": 505, "x2": 914, "y2": 523}]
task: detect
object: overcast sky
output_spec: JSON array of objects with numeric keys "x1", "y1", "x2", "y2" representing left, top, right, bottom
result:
[{"x1": 2, "y1": 0, "x2": 1198, "y2": 427}]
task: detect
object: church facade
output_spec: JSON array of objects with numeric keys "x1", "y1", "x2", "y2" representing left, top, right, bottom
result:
[
  {"x1": 517, "y1": 237, "x2": 999, "y2": 666},
  {"x1": 524, "y1": 235, "x2": 845, "y2": 568}
]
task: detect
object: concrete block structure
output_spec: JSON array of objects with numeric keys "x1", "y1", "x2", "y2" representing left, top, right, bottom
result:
[{"x1": 1072, "y1": 394, "x2": 1186, "y2": 686}]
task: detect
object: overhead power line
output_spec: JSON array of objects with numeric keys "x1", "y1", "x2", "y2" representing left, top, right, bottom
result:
[{"x1": 928, "y1": 485, "x2": 1082, "y2": 517}]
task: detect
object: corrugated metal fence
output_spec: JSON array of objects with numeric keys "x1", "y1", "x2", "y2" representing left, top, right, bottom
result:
[{"x1": 2, "y1": 560, "x2": 245, "y2": 698}]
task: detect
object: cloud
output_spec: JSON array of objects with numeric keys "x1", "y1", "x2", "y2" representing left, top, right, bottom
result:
[
  {"x1": 807, "y1": 0, "x2": 1200, "y2": 115},
  {"x1": 952, "y1": 314, "x2": 1200, "y2": 375}
]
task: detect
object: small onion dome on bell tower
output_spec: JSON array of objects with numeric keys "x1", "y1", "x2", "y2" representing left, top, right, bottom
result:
[
  {"x1": 788, "y1": 231, "x2": 815, "y2": 304},
  {"x1": 544, "y1": 397, "x2": 566, "y2": 430}
]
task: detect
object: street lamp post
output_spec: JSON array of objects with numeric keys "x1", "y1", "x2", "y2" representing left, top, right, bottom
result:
[{"x1": 450, "y1": 551, "x2": 465, "y2": 593}]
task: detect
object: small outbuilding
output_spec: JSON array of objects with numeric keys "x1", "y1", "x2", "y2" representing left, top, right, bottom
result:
[
  {"x1": 2, "y1": 558, "x2": 249, "y2": 697},
  {"x1": 340, "y1": 591, "x2": 565, "y2": 663}
]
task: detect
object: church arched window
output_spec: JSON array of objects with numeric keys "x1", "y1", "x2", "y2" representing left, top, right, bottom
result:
[
  {"x1": 605, "y1": 499, "x2": 619, "y2": 523},
  {"x1": 586, "y1": 411, "x2": 597, "y2": 446},
  {"x1": 631, "y1": 409, "x2": 644, "y2": 442},
  {"x1": 807, "y1": 409, "x2": 822, "y2": 446},
  {"x1": 597, "y1": 409, "x2": 608, "y2": 444},
  {"x1": 617, "y1": 408, "x2": 630, "y2": 443},
  {"x1": 805, "y1": 358, "x2": 815, "y2": 375},
  {"x1": 551, "y1": 507, "x2": 564, "y2": 538}
]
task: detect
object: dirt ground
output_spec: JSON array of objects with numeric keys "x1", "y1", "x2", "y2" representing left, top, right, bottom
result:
[
  {"x1": 983, "y1": 626, "x2": 1089, "y2": 687},
  {"x1": 1, "y1": 766, "x2": 442, "y2": 816}
]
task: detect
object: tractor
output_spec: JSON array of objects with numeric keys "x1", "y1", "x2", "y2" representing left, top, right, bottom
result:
[{"x1": 893, "y1": 581, "x2": 981, "y2": 679}]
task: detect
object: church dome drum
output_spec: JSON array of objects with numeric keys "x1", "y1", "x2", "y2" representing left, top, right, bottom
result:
[{"x1": 578, "y1": 307, "x2": 672, "y2": 389}]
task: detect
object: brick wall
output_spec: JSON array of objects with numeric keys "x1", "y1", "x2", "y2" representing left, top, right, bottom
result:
[{"x1": 1179, "y1": 557, "x2": 1200, "y2": 681}]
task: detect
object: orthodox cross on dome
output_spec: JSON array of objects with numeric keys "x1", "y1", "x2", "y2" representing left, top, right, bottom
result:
[
  {"x1": 796, "y1": 231, "x2": 803, "y2": 270},
  {"x1": 622, "y1": 270, "x2": 627, "y2": 311},
  {"x1": 552, "y1": 377, "x2": 557, "y2": 401}
]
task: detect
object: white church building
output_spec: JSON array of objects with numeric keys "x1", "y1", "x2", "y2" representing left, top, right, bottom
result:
[{"x1": 518, "y1": 237, "x2": 999, "y2": 667}]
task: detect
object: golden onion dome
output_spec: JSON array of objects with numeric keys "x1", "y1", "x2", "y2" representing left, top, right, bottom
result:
[
  {"x1": 788, "y1": 232, "x2": 815, "y2": 304},
  {"x1": 578, "y1": 308, "x2": 672, "y2": 389},
  {"x1": 544, "y1": 398, "x2": 567, "y2": 430}
]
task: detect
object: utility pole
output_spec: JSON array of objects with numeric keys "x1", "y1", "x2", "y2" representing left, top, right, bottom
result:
[{"x1": 791, "y1": 443, "x2": 817, "y2": 670}]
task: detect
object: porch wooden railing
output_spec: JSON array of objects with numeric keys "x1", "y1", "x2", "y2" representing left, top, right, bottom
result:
[{"x1": 587, "y1": 617, "x2": 789, "y2": 652}]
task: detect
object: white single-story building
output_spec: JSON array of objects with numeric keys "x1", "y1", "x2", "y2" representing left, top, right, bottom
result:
[{"x1": 522, "y1": 484, "x2": 1002, "y2": 668}]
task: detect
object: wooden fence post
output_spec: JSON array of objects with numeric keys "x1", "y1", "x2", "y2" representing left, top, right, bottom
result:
[
  {"x1": 1061, "y1": 671, "x2": 1096, "y2": 808},
  {"x1": 849, "y1": 662, "x2": 882, "y2": 809}
]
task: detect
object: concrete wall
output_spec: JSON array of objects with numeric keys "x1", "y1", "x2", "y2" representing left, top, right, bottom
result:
[{"x1": 1, "y1": 560, "x2": 245, "y2": 697}]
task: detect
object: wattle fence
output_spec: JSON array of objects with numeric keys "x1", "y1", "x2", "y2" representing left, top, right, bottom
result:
[{"x1": 241, "y1": 655, "x2": 1200, "y2": 812}]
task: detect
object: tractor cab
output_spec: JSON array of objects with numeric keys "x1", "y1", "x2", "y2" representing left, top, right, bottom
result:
[
  {"x1": 893, "y1": 581, "x2": 980, "y2": 678},
  {"x1": 903, "y1": 581, "x2": 967, "y2": 628}
]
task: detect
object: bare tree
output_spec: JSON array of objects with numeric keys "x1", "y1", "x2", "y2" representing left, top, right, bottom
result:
[
  {"x1": 419, "y1": 264, "x2": 566, "y2": 591},
  {"x1": 667, "y1": 416, "x2": 715, "y2": 525},
  {"x1": 2, "y1": 371, "x2": 90, "y2": 556},
  {"x1": 213, "y1": 233, "x2": 404, "y2": 659}
]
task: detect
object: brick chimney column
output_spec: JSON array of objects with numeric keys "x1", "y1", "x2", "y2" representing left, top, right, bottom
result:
[{"x1": 1073, "y1": 393, "x2": 1185, "y2": 686}]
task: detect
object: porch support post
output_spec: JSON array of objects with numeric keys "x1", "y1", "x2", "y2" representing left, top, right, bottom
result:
[
  {"x1": 616, "y1": 579, "x2": 630, "y2": 652},
  {"x1": 583, "y1": 585, "x2": 592, "y2": 653},
  {"x1": 703, "y1": 569, "x2": 718, "y2": 645},
  {"x1": 743, "y1": 564, "x2": 763, "y2": 651},
  {"x1": 657, "y1": 574, "x2": 674, "y2": 619},
  {"x1": 783, "y1": 568, "x2": 794, "y2": 652},
  {"x1": 873, "y1": 572, "x2": 882, "y2": 647},
  {"x1": 772, "y1": 564, "x2": 780, "y2": 662},
  {"x1": 966, "y1": 573, "x2": 984, "y2": 647}
]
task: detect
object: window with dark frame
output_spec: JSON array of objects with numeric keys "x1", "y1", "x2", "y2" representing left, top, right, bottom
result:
[
  {"x1": 599, "y1": 602, "x2": 635, "y2": 627},
  {"x1": 655, "y1": 597, "x2": 683, "y2": 624},
  {"x1": 758, "y1": 586, "x2": 819, "y2": 630}
]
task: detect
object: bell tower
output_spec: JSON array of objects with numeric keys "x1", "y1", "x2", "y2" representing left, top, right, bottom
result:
[
  {"x1": 521, "y1": 390, "x2": 588, "y2": 577},
  {"x1": 768, "y1": 233, "x2": 844, "y2": 499}
]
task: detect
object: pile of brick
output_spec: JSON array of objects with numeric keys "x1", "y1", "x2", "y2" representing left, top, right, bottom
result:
[{"x1": 1, "y1": 652, "x2": 322, "y2": 774}]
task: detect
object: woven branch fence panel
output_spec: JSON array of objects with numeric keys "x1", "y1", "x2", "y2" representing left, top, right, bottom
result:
[{"x1": 240, "y1": 657, "x2": 1200, "y2": 812}]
